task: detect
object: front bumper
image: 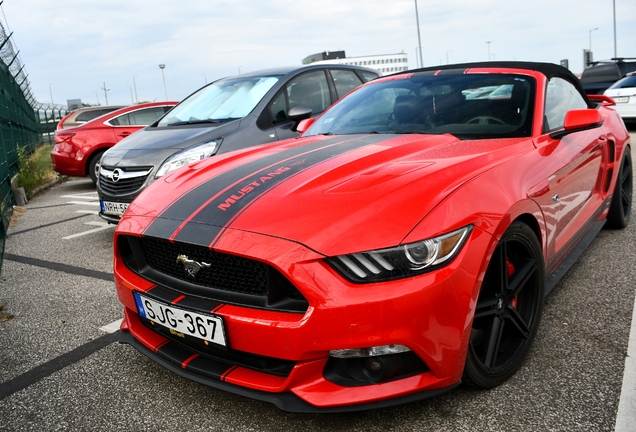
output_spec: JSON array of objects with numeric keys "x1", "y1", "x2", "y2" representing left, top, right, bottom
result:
[
  {"x1": 119, "y1": 328, "x2": 459, "y2": 413},
  {"x1": 98, "y1": 211, "x2": 124, "y2": 224},
  {"x1": 114, "y1": 224, "x2": 492, "y2": 410}
]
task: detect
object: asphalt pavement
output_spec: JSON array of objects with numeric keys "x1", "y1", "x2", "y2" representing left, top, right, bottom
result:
[{"x1": 1, "y1": 131, "x2": 635, "y2": 431}]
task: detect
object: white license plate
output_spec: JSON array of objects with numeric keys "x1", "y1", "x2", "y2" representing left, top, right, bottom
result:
[
  {"x1": 613, "y1": 96, "x2": 629, "y2": 103},
  {"x1": 133, "y1": 292, "x2": 227, "y2": 347},
  {"x1": 100, "y1": 200, "x2": 129, "y2": 216}
]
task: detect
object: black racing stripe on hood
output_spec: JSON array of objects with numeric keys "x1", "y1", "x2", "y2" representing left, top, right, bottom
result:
[
  {"x1": 142, "y1": 136, "x2": 346, "y2": 240},
  {"x1": 175, "y1": 135, "x2": 388, "y2": 247},
  {"x1": 143, "y1": 135, "x2": 389, "y2": 244}
]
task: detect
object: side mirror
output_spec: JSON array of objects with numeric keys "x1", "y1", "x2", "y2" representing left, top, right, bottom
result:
[
  {"x1": 296, "y1": 118, "x2": 316, "y2": 134},
  {"x1": 288, "y1": 105, "x2": 313, "y2": 132},
  {"x1": 549, "y1": 109, "x2": 604, "y2": 139}
]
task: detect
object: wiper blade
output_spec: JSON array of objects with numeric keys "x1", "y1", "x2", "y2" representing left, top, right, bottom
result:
[{"x1": 167, "y1": 118, "x2": 238, "y2": 126}]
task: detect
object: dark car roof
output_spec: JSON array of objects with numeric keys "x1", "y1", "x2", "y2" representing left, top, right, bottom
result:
[{"x1": 580, "y1": 58, "x2": 636, "y2": 94}]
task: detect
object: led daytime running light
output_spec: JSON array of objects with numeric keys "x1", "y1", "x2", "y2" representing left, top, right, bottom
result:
[{"x1": 329, "y1": 344, "x2": 412, "y2": 359}]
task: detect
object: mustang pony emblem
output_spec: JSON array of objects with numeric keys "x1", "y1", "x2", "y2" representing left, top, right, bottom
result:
[{"x1": 176, "y1": 254, "x2": 211, "y2": 277}]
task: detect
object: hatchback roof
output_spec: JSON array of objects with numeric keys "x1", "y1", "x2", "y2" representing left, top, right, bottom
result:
[{"x1": 219, "y1": 63, "x2": 379, "y2": 79}]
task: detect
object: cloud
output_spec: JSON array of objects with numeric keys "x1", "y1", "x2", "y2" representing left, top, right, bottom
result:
[{"x1": 2, "y1": 0, "x2": 635, "y2": 106}]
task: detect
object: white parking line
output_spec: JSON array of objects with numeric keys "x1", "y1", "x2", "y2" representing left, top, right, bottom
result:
[
  {"x1": 61, "y1": 193, "x2": 99, "y2": 200},
  {"x1": 615, "y1": 293, "x2": 636, "y2": 431},
  {"x1": 75, "y1": 210, "x2": 99, "y2": 215},
  {"x1": 99, "y1": 319, "x2": 123, "y2": 333},
  {"x1": 63, "y1": 221, "x2": 114, "y2": 239},
  {"x1": 66, "y1": 201, "x2": 100, "y2": 206}
]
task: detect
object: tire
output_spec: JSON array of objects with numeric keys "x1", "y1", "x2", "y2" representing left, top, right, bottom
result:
[
  {"x1": 87, "y1": 151, "x2": 104, "y2": 185},
  {"x1": 463, "y1": 221, "x2": 545, "y2": 388},
  {"x1": 605, "y1": 148, "x2": 632, "y2": 229}
]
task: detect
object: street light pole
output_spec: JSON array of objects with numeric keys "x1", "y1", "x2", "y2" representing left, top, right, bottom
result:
[
  {"x1": 613, "y1": 0, "x2": 617, "y2": 58},
  {"x1": 486, "y1": 41, "x2": 491, "y2": 61},
  {"x1": 102, "y1": 82, "x2": 110, "y2": 105},
  {"x1": 414, "y1": 0, "x2": 424, "y2": 68},
  {"x1": 202, "y1": 74, "x2": 207, "y2": 85},
  {"x1": 159, "y1": 64, "x2": 167, "y2": 100},
  {"x1": 48, "y1": 84, "x2": 54, "y2": 105},
  {"x1": 446, "y1": 50, "x2": 453, "y2": 65},
  {"x1": 589, "y1": 27, "x2": 599, "y2": 54},
  {"x1": 127, "y1": 85, "x2": 134, "y2": 104},
  {"x1": 133, "y1": 75, "x2": 139, "y2": 104}
]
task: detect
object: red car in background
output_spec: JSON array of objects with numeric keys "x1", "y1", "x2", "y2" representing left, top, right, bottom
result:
[{"x1": 51, "y1": 102, "x2": 177, "y2": 183}]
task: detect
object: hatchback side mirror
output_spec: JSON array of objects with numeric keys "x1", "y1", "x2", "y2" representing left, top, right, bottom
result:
[
  {"x1": 288, "y1": 105, "x2": 313, "y2": 132},
  {"x1": 550, "y1": 109, "x2": 603, "y2": 139}
]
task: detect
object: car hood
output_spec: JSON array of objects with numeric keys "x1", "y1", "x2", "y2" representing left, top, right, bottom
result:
[
  {"x1": 125, "y1": 133, "x2": 532, "y2": 255},
  {"x1": 101, "y1": 121, "x2": 240, "y2": 167}
]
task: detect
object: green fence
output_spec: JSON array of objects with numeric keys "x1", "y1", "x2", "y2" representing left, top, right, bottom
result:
[{"x1": 0, "y1": 18, "x2": 57, "y2": 274}]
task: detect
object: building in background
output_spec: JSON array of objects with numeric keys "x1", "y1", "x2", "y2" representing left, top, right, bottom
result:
[{"x1": 303, "y1": 51, "x2": 408, "y2": 76}]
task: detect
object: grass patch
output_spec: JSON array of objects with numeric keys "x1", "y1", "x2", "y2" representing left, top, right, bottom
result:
[{"x1": 16, "y1": 144, "x2": 59, "y2": 197}]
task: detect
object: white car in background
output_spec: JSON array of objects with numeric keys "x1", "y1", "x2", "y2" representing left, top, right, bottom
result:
[{"x1": 604, "y1": 72, "x2": 636, "y2": 122}]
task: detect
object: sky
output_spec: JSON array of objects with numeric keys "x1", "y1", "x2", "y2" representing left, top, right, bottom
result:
[{"x1": 1, "y1": 0, "x2": 635, "y2": 108}]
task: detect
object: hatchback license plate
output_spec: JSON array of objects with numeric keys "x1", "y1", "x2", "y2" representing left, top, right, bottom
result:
[
  {"x1": 133, "y1": 292, "x2": 227, "y2": 347},
  {"x1": 613, "y1": 96, "x2": 629, "y2": 103},
  {"x1": 100, "y1": 200, "x2": 129, "y2": 216}
]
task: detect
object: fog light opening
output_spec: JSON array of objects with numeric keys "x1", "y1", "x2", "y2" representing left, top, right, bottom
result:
[
  {"x1": 324, "y1": 348, "x2": 429, "y2": 387},
  {"x1": 329, "y1": 344, "x2": 411, "y2": 359}
]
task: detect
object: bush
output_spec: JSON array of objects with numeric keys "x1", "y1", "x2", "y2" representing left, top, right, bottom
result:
[{"x1": 16, "y1": 144, "x2": 58, "y2": 196}]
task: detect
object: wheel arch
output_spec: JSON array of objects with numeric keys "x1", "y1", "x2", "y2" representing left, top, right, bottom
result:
[{"x1": 83, "y1": 145, "x2": 110, "y2": 176}]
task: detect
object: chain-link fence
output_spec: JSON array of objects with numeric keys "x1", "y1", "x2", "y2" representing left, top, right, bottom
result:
[{"x1": 0, "y1": 16, "x2": 64, "y2": 273}]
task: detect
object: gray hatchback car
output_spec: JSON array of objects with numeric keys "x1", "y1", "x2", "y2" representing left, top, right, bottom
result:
[{"x1": 97, "y1": 64, "x2": 379, "y2": 223}]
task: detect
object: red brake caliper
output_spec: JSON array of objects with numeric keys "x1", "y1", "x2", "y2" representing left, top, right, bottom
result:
[{"x1": 506, "y1": 258, "x2": 519, "y2": 309}]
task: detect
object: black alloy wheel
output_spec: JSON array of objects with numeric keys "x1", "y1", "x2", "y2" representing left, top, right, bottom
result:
[
  {"x1": 606, "y1": 148, "x2": 632, "y2": 229},
  {"x1": 463, "y1": 221, "x2": 545, "y2": 388}
]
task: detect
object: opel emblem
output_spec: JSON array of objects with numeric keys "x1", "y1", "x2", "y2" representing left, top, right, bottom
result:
[
  {"x1": 176, "y1": 254, "x2": 211, "y2": 278},
  {"x1": 112, "y1": 168, "x2": 123, "y2": 182}
]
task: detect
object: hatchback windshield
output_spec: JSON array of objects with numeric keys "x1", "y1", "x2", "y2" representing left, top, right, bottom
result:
[
  {"x1": 159, "y1": 75, "x2": 282, "y2": 126},
  {"x1": 305, "y1": 73, "x2": 535, "y2": 140}
]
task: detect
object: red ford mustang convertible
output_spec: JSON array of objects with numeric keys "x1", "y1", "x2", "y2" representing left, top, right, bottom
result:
[{"x1": 113, "y1": 62, "x2": 631, "y2": 412}]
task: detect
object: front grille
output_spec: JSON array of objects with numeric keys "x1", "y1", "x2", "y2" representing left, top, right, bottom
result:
[
  {"x1": 119, "y1": 235, "x2": 308, "y2": 313},
  {"x1": 99, "y1": 167, "x2": 151, "y2": 195}
]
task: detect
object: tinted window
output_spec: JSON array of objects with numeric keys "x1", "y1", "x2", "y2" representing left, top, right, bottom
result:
[
  {"x1": 360, "y1": 71, "x2": 380, "y2": 82},
  {"x1": 286, "y1": 70, "x2": 331, "y2": 115},
  {"x1": 75, "y1": 110, "x2": 104, "y2": 122},
  {"x1": 608, "y1": 76, "x2": 636, "y2": 89},
  {"x1": 330, "y1": 69, "x2": 363, "y2": 98},
  {"x1": 544, "y1": 77, "x2": 587, "y2": 132},
  {"x1": 269, "y1": 92, "x2": 288, "y2": 125},
  {"x1": 109, "y1": 107, "x2": 168, "y2": 126}
]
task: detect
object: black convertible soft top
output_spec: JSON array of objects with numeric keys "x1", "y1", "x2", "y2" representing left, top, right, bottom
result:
[{"x1": 398, "y1": 61, "x2": 593, "y2": 108}]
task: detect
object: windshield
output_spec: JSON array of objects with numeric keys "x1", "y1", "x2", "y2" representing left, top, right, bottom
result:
[
  {"x1": 304, "y1": 73, "x2": 535, "y2": 140},
  {"x1": 158, "y1": 75, "x2": 282, "y2": 126}
]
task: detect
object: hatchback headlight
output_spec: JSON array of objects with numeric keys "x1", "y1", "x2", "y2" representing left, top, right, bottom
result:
[
  {"x1": 155, "y1": 139, "x2": 221, "y2": 178},
  {"x1": 327, "y1": 225, "x2": 472, "y2": 283}
]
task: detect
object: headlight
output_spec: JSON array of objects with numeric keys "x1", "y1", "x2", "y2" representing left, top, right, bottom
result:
[
  {"x1": 327, "y1": 225, "x2": 472, "y2": 283},
  {"x1": 155, "y1": 139, "x2": 221, "y2": 178}
]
